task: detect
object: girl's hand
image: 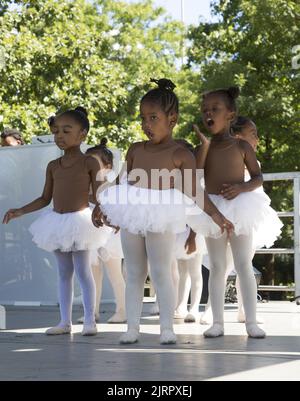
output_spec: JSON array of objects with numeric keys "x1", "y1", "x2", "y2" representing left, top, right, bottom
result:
[
  {"x1": 92, "y1": 204, "x2": 120, "y2": 232},
  {"x1": 193, "y1": 124, "x2": 210, "y2": 147},
  {"x1": 221, "y1": 184, "x2": 243, "y2": 200},
  {"x1": 92, "y1": 204, "x2": 104, "y2": 228},
  {"x1": 184, "y1": 230, "x2": 197, "y2": 255},
  {"x1": 211, "y1": 212, "x2": 234, "y2": 236},
  {"x1": 2, "y1": 209, "x2": 23, "y2": 224},
  {"x1": 102, "y1": 214, "x2": 120, "y2": 233}
]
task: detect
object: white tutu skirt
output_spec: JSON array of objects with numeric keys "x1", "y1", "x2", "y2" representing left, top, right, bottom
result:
[
  {"x1": 29, "y1": 208, "x2": 110, "y2": 252},
  {"x1": 98, "y1": 183, "x2": 203, "y2": 236},
  {"x1": 98, "y1": 230, "x2": 124, "y2": 262},
  {"x1": 176, "y1": 227, "x2": 207, "y2": 260},
  {"x1": 192, "y1": 191, "x2": 283, "y2": 249}
]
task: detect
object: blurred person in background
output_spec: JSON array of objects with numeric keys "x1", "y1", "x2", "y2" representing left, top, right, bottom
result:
[{"x1": 1, "y1": 128, "x2": 24, "y2": 147}]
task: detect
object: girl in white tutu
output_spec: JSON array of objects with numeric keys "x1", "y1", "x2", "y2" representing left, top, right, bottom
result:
[
  {"x1": 93, "y1": 78, "x2": 234, "y2": 345},
  {"x1": 194, "y1": 87, "x2": 279, "y2": 338},
  {"x1": 77, "y1": 139, "x2": 126, "y2": 324},
  {"x1": 198, "y1": 116, "x2": 282, "y2": 326},
  {"x1": 3, "y1": 107, "x2": 108, "y2": 336}
]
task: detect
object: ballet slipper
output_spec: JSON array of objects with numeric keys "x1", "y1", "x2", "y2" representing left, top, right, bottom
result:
[
  {"x1": 46, "y1": 324, "x2": 72, "y2": 336},
  {"x1": 107, "y1": 310, "x2": 127, "y2": 323},
  {"x1": 160, "y1": 329, "x2": 177, "y2": 345},
  {"x1": 204, "y1": 323, "x2": 224, "y2": 338},
  {"x1": 246, "y1": 323, "x2": 266, "y2": 339},
  {"x1": 184, "y1": 313, "x2": 197, "y2": 323},
  {"x1": 119, "y1": 328, "x2": 140, "y2": 344},
  {"x1": 81, "y1": 322, "x2": 98, "y2": 336}
]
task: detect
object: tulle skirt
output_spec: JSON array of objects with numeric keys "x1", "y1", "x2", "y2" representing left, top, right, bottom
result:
[
  {"x1": 98, "y1": 183, "x2": 203, "y2": 236},
  {"x1": 98, "y1": 230, "x2": 124, "y2": 262},
  {"x1": 29, "y1": 208, "x2": 110, "y2": 252},
  {"x1": 175, "y1": 227, "x2": 207, "y2": 260},
  {"x1": 192, "y1": 191, "x2": 283, "y2": 248}
]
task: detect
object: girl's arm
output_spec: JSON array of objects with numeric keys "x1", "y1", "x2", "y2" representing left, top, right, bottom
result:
[
  {"x1": 86, "y1": 155, "x2": 104, "y2": 205},
  {"x1": 174, "y1": 147, "x2": 234, "y2": 234},
  {"x1": 2, "y1": 161, "x2": 54, "y2": 224},
  {"x1": 193, "y1": 125, "x2": 210, "y2": 169},
  {"x1": 185, "y1": 228, "x2": 197, "y2": 255},
  {"x1": 242, "y1": 141, "x2": 263, "y2": 190},
  {"x1": 221, "y1": 141, "x2": 263, "y2": 200}
]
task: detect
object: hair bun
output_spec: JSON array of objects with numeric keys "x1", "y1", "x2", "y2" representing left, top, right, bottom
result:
[
  {"x1": 47, "y1": 115, "x2": 56, "y2": 127},
  {"x1": 74, "y1": 106, "x2": 88, "y2": 117},
  {"x1": 100, "y1": 137, "x2": 108, "y2": 147},
  {"x1": 227, "y1": 87, "x2": 240, "y2": 99},
  {"x1": 150, "y1": 78, "x2": 176, "y2": 92}
]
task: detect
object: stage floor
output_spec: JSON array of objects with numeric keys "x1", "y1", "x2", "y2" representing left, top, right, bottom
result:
[{"x1": 1, "y1": 302, "x2": 300, "y2": 381}]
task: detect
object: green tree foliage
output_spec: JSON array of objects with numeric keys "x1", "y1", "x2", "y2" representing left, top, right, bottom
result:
[
  {"x1": 0, "y1": 0, "x2": 183, "y2": 147},
  {"x1": 188, "y1": 0, "x2": 300, "y2": 174}
]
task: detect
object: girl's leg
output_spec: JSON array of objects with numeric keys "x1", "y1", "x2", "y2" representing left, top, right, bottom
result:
[
  {"x1": 223, "y1": 246, "x2": 245, "y2": 322},
  {"x1": 104, "y1": 257, "x2": 126, "y2": 323},
  {"x1": 73, "y1": 250, "x2": 97, "y2": 335},
  {"x1": 93, "y1": 260, "x2": 104, "y2": 321},
  {"x1": 201, "y1": 246, "x2": 233, "y2": 325},
  {"x1": 204, "y1": 235, "x2": 228, "y2": 338},
  {"x1": 186, "y1": 253, "x2": 203, "y2": 322},
  {"x1": 146, "y1": 231, "x2": 177, "y2": 344},
  {"x1": 175, "y1": 259, "x2": 190, "y2": 318},
  {"x1": 235, "y1": 276, "x2": 245, "y2": 322},
  {"x1": 235, "y1": 251, "x2": 264, "y2": 324},
  {"x1": 77, "y1": 258, "x2": 103, "y2": 324},
  {"x1": 200, "y1": 298, "x2": 213, "y2": 325},
  {"x1": 172, "y1": 259, "x2": 180, "y2": 313},
  {"x1": 229, "y1": 234, "x2": 266, "y2": 338},
  {"x1": 120, "y1": 230, "x2": 148, "y2": 344},
  {"x1": 149, "y1": 259, "x2": 178, "y2": 317},
  {"x1": 46, "y1": 251, "x2": 74, "y2": 335}
]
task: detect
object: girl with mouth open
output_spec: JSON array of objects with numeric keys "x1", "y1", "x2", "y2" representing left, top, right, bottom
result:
[{"x1": 194, "y1": 87, "x2": 274, "y2": 339}]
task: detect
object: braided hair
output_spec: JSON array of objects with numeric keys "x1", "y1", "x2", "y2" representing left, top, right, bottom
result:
[
  {"x1": 57, "y1": 106, "x2": 90, "y2": 132},
  {"x1": 202, "y1": 86, "x2": 240, "y2": 113},
  {"x1": 141, "y1": 78, "x2": 179, "y2": 115},
  {"x1": 86, "y1": 137, "x2": 113, "y2": 168}
]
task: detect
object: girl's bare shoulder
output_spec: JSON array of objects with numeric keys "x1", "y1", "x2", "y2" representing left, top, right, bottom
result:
[
  {"x1": 236, "y1": 137, "x2": 254, "y2": 154},
  {"x1": 47, "y1": 158, "x2": 60, "y2": 170},
  {"x1": 84, "y1": 153, "x2": 100, "y2": 171},
  {"x1": 126, "y1": 141, "x2": 145, "y2": 157},
  {"x1": 173, "y1": 145, "x2": 194, "y2": 167}
]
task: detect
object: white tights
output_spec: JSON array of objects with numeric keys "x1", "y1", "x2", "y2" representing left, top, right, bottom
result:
[
  {"x1": 91, "y1": 257, "x2": 126, "y2": 322},
  {"x1": 120, "y1": 229, "x2": 176, "y2": 344},
  {"x1": 204, "y1": 233, "x2": 265, "y2": 338},
  {"x1": 176, "y1": 253, "x2": 203, "y2": 317},
  {"x1": 201, "y1": 246, "x2": 242, "y2": 323},
  {"x1": 150, "y1": 259, "x2": 179, "y2": 316},
  {"x1": 54, "y1": 250, "x2": 95, "y2": 326}
]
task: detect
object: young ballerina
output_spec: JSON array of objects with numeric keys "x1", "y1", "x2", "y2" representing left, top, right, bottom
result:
[
  {"x1": 199, "y1": 116, "x2": 282, "y2": 325},
  {"x1": 77, "y1": 139, "x2": 126, "y2": 324},
  {"x1": 93, "y1": 78, "x2": 233, "y2": 345},
  {"x1": 2, "y1": 107, "x2": 108, "y2": 336},
  {"x1": 194, "y1": 87, "x2": 282, "y2": 338}
]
